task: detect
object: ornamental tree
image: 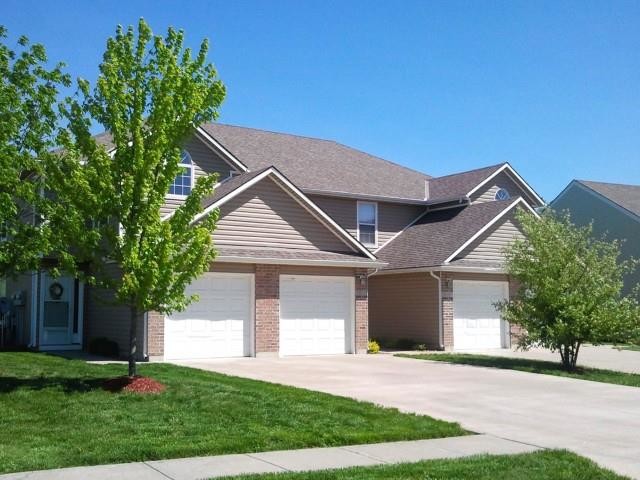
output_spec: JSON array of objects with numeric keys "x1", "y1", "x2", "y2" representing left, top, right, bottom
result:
[
  {"x1": 0, "y1": 27, "x2": 72, "y2": 277},
  {"x1": 57, "y1": 19, "x2": 226, "y2": 376},
  {"x1": 497, "y1": 209, "x2": 640, "y2": 370}
]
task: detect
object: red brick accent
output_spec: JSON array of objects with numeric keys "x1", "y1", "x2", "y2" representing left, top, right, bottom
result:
[
  {"x1": 255, "y1": 264, "x2": 280, "y2": 354},
  {"x1": 441, "y1": 272, "x2": 454, "y2": 350},
  {"x1": 147, "y1": 311, "x2": 164, "y2": 358},
  {"x1": 508, "y1": 276, "x2": 525, "y2": 346},
  {"x1": 355, "y1": 268, "x2": 369, "y2": 354}
]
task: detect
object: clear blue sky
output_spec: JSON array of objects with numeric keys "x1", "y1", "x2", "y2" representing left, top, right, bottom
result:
[{"x1": 3, "y1": 0, "x2": 639, "y2": 200}]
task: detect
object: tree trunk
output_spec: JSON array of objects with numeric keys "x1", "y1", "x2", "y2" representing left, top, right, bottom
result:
[
  {"x1": 128, "y1": 305, "x2": 138, "y2": 377},
  {"x1": 559, "y1": 342, "x2": 581, "y2": 371}
]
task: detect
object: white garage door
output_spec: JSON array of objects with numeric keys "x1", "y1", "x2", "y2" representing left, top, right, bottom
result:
[
  {"x1": 280, "y1": 275, "x2": 354, "y2": 356},
  {"x1": 164, "y1": 273, "x2": 253, "y2": 360},
  {"x1": 453, "y1": 280, "x2": 508, "y2": 350}
]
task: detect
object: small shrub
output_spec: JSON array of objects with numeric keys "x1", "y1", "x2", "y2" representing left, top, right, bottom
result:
[
  {"x1": 367, "y1": 339, "x2": 380, "y2": 354},
  {"x1": 414, "y1": 343, "x2": 428, "y2": 351},
  {"x1": 88, "y1": 337, "x2": 120, "y2": 358}
]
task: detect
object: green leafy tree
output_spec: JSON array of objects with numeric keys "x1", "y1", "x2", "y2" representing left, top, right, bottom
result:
[
  {"x1": 498, "y1": 209, "x2": 640, "y2": 370},
  {"x1": 0, "y1": 27, "x2": 71, "y2": 277},
  {"x1": 57, "y1": 19, "x2": 225, "y2": 376}
]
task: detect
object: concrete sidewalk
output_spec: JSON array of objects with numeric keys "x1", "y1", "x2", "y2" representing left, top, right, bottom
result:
[{"x1": 0, "y1": 434, "x2": 539, "y2": 480}]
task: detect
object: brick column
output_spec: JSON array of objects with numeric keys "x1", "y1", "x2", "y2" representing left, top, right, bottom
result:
[
  {"x1": 147, "y1": 311, "x2": 165, "y2": 359},
  {"x1": 354, "y1": 269, "x2": 369, "y2": 354},
  {"x1": 508, "y1": 276, "x2": 525, "y2": 346},
  {"x1": 441, "y1": 272, "x2": 454, "y2": 350},
  {"x1": 255, "y1": 264, "x2": 280, "y2": 355}
]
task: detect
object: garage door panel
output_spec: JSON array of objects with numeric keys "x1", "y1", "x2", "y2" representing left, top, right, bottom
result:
[
  {"x1": 165, "y1": 273, "x2": 252, "y2": 360},
  {"x1": 453, "y1": 280, "x2": 507, "y2": 350},
  {"x1": 280, "y1": 276, "x2": 353, "y2": 356}
]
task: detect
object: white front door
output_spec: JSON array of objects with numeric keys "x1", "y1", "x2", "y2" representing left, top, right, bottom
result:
[
  {"x1": 40, "y1": 273, "x2": 76, "y2": 347},
  {"x1": 164, "y1": 273, "x2": 253, "y2": 360},
  {"x1": 453, "y1": 280, "x2": 508, "y2": 350},
  {"x1": 279, "y1": 275, "x2": 354, "y2": 356}
]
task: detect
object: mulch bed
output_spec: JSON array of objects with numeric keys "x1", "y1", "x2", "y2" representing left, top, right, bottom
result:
[{"x1": 103, "y1": 376, "x2": 166, "y2": 394}]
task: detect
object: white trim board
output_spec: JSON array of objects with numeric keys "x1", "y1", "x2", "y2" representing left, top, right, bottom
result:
[
  {"x1": 192, "y1": 167, "x2": 378, "y2": 261},
  {"x1": 356, "y1": 200, "x2": 378, "y2": 249},
  {"x1": 467, "y1": 163, "x2": 545, "y2": 206},
  {"x1": 194, "y1": 126, "x2": 249, "y2": 173},
  {"x1": 216, "y1": 255, "x2": 384, "y2": 268},
  {"x1": 444, "y1": 197, "x2": 539, "y2": 264}
]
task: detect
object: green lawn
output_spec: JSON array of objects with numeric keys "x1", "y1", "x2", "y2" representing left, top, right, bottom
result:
[
  {"x1": 0, "y1": 352, "x2": 466, "y2": 474},
  {"x1": 615, "y1": 343, "x2": 640, "y2": 352},
  {"x1": 397, "y1": 353, "x2": 640, "y2": 387},
  {"x1": 219, "y1": 450, "x2": 628, "y2": 480}
]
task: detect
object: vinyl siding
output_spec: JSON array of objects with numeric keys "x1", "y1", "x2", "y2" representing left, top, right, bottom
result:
[
  {"x1": 5, "y1": 272, "x2": 36, "y2": 346},
  {"x1": 552, "y1": 184, "x2": 640, "y2": 295},
  {"x1": 455, "y1": 210, "x2": 525, "y2": 263},
  {"x1": 310, "y1": 196, "x2": 357, "y2": 237},
  {"x1": 369, "y1": 273, "x2": 440, "y2": 347},
  {"x1": 309, "y1": 195, "x2": 425, "y2": 249},
  {"x1": 83, "y1": 264, "x2": 145, "y2": 359},
  {"x1": 471, "y1": 171, "x2": 540, "y2": 206},
  {"x1": 160, "y1": 135, "x2": 236, "y2": 216},
  {"x1": 214, "y1": 178, "x2": 353, "y2": 252}
]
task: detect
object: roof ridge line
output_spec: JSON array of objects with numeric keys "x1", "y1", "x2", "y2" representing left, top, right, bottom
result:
[{"x1": 430, "y1": 162, "x2": 506, "y2": 181}]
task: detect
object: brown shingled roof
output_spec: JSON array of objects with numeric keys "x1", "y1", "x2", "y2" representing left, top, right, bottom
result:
[
  {"x1": 578, "y1": 180, "x2": 640, "y2": 218},
  {"x1": 376, "y1": 199, "x2": 517, "y2": 270},
  {"x1": 200, "y1": 123, "x2": 431, "y2": 201},
  {"x1": 427, "y1": 163, "x2": 505, "y2": 200}
]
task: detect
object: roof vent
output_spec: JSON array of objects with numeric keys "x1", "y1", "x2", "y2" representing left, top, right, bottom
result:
[{"x1": 424, "y1": 180, "x2": 430, "y2": 200}]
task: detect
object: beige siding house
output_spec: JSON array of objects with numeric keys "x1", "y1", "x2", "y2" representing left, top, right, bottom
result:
[{"x1": 4, "y1": 123, "x2": 545, "y2": 358}]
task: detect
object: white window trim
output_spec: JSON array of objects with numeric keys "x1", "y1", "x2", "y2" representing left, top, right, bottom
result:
[
  {"x1": 357, "y1": 201, "x2": 378, "y2": 248},
  {"x1": 166, "y1": 150, "x2": 195, "y2": 199}
]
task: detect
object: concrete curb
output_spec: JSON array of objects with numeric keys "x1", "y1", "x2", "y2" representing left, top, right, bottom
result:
[{"x1": 0, "y1": 434, "x2": 541, "y2": 480}]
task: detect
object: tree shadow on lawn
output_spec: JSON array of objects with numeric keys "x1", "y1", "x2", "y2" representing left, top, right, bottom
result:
[
  {"x1": 0, "y1": 376, "x2": 111, "y2": 394},
  {"x1": 404, "y1": 353, "x2": 591, "y2": 375}
]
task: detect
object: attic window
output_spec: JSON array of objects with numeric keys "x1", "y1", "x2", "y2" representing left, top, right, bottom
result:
[
  {"x1": 169, "y1": 150, "x2": 193, "y2": 197},
  {"x1": 495, "y1": 188, "x2": 510, "y2": 201}
]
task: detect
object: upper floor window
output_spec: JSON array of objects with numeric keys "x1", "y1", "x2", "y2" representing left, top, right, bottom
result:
[
  {"x1": 495, "y1": 188, "x2": 510, "y2": 201},
  {"x1": 169, "y1": 150, "x2": 193, "y2": 197},
  {"x1": 357, "y1": 201, "x2": 377, "y2": 247}
]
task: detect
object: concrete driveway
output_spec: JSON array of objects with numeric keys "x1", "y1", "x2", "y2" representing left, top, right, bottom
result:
[{"x1": 174, "y1": 354, "x2": 640, "y2": 479}]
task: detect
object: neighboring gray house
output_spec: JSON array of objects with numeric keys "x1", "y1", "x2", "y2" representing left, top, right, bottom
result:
[
  {"x1": 4, "y1": 124, "x2": 544, "y2": 358},
  {"x1": 551, "y1": 180, "x2": 640, "y2": 295}
]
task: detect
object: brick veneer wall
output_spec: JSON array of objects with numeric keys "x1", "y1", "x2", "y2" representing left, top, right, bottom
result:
[
  {"x1": 441, "y1": 272, "x2": 455, "y2": 350},
  {"x1": 147, "y1": 311, "x2": 164, "y2": 358},
  {"x1": 355, "y1": 268, "x2": 369, "y2": 354},
  {"x1": 143, "y1": 263, "x2": 368, "y2": 359},
  {"x1": 508, "y1": 276, "x2": 525, "y2": 346},
  {"x1": 440, "y1": 272, "x2": 522, "y2": 350},
  {"x1": 255, "y1": 264, "x2": 280, "y2": 354}
]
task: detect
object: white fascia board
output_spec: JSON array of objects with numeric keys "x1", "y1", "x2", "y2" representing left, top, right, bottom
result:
[
  {"x1": 191, "y1": 168, "x2": 274, "y2": 224},
  {"x1": 194, "y1": 126, "x2": 249, "y2": 172},
  {"x1": 372, "y1": 264, "x2": 506, "y2": 276},
  {"x1": 443, "y1": 197, "x2": 539, "y2": 264},
  {"x1": 466, "y1": 163, "x2": 545, "y2": 206},
  {"x1": 190, "y1": 166, "x2": 378, "y2": 261},
  {"x1": 216, "y1": 255, "x2": 385, "y2": 268},
  {"x1": 267, "y1": 169, "x2": 378, "y2": 261}
]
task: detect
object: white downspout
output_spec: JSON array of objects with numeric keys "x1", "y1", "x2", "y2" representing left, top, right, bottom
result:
[{"x1": 429, "y1": 271, "x2": 444, "y2": 350}]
